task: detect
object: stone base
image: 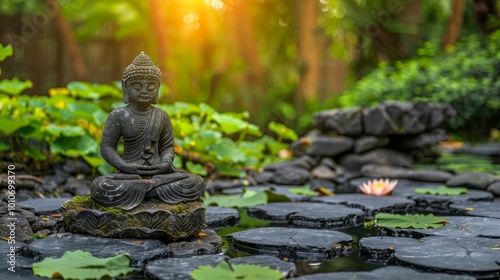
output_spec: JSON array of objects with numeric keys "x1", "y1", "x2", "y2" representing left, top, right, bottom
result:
[{"x1": 62, "y1": 196, "x2": 206, "y2": 241}]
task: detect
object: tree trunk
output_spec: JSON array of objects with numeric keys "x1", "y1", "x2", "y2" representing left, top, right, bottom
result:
[
  {"x1": 443, "y1": 0, "x2": 466, "y2": 47},
  {"x1": 227, "y1": 1, "x2": 264, "y2": 113},
  {"x1": 296, "y1": 0, "x2": 321, "y2": 107},
  {"x1": 472, "y1": 0, "x2": 499, "y2": 34},
  {"x1": 44, "y1": 0, "x2": 88, "y2": 80},
  {"x1": 148, "y1": 0, "x2": 177, "y2": 99}
]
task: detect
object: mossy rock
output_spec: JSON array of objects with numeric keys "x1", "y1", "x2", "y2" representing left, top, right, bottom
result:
[{"x1": 62, "y1": 196, "x2": 206, "y2": 241}]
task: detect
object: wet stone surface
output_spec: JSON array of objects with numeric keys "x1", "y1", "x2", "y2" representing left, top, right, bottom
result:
[
  {"x1": 166, "y1": 229, "x2": 222, "y2": 258},
  {"x1": 393, "y1": 186, "x2": 494, "y2": 213},
  {"x1": 145, "y1": 254, "x2": 227, "y2": 280},
  {"x1": 246, "y1": 202, "x2": 363, "y2": 228},
  {"x1": 18, "y1": 198, "x2": 71, "y2": 214},
  {"x1": 205, "y1": 206, "x2": 240, "y2": 229},
  {"x1": 0, "y1": 241, "x2": 43, "y2": 280},
  {"x1": 360, "y1": 236, "x2": 500, "y2": 279},
  {"x1": 296, "y1": 266, "x2": 476, "y2": 280},
  {"x1": 228, "y1": 227, "x2": 352, "y2": 262},
  {"x1": 309, "y1": 194, "x2": 415, "y2": 219},
  {"x1": 450, "y1": 201, "x2": 500, "y2": 219},
  {"x1": 377, "y1": 216, "x2": 500, "y2": 239}
]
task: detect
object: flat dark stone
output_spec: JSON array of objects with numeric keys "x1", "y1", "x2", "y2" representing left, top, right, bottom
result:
[
  {"x1": 264, "y1": 155, "x2": 317, "y2": 172},
  {"x1": 166, "y1": 229, "x2": 223, "y2": 258},
  {"x1": 446, "y1": 172, "x2": 499, "y2": 190},
  {"x1": 145, "y1": 254, "x2": 227, "y2": 280},
  {"x1": 353, "y1": 135, "x2": 389, "y2": 153},
  {"x1": 461, "y1": 143, "x2": 500, "y2": 157},
  {"x1": 309, "y1": 194, "x2": 415, "y2": 219},
  {"x1": 291, "y1": 135, "x2": 354, "y2": 157},
  {"x1": 360, "y1": 236, "x2": 500, "y2": 279},
  {"x1": 378, "y1": 216, "x2": 500, "y2": 239},
  {"x1": 393, "y1": 185, "x2": 494, "y2": 213},
  {"x1": 18, "y1": 198, "x2": 71, "y2": 214},
  {"x1": 338, "y1": 148, "x2": 412, "y2": 170},
  {"x1": 228, "y1": 255, "x2": 296, "y2": 278},
  {"x1": 24, "y1": 233, "x2": 170, "y2": 268},
  {"x1": 228, "y1": 227, "x2": 352, "y2": 262},
  {"x1": 450, "y1": 201, "x2": 500, "y2": 219},
  {"x1": 0, "y1": 241, "x2": 42, "y2": 279},
  {"x1": 270, "y1": 167, "x2": 311, "y2": 185},
  {"x1": 296, "y1": 266, "x2": 475, "y2": 280},
  {"x1": 246, "y1": 202, "x2": 363, "y2": 228},
  {"x1": 360, "y1": 163, "x2": 453, "y2": 182},
  {"x1": 313, "y1": 107, "x2": 363, "y2": 136},
  {"x1": 205, "y1": 206, "x2": 240, "y2": 229}
]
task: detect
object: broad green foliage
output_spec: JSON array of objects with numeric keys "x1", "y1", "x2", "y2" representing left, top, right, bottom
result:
[
  {"x1": 339, "y1": 31, "x2": 500, "y2": 136},
  {"x1": 192, "y1": 261, "x2": 283, "y2": 280},
  {"x1": 204, "y1": 189, "x2": 268, "y2": 208},
  {"x1": 436, "y1": 154, "x2": 500, "y2": 175},
  {"x1": 32, "y1": 250, "x2": 135, "y2": 279},
  {"x1": 0, "y1": 44, "x2": 296, "y2": 176},
  {"x1": 288, "y1": 185, "x2": 318, "y2": 196},
  {"x1": 414, "y1": 186, "x2": 468, "y2": 196},
  {"x1": 365, "y1": 213, "x2": 448, "y2": 229}
]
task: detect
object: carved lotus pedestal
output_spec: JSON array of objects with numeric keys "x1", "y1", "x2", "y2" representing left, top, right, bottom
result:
[{"x1": 62, "y1": 196, "x2": 206, "y2": 241}]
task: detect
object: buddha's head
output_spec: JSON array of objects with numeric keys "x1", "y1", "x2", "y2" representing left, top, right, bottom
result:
[{"x1": 122, "y1": 52, "x2": 162, "y2": 105}]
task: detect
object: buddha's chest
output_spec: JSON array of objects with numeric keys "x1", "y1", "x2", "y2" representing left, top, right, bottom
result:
[{"x1": 121, "y1": 113, "x2": 152, "y2": 139}]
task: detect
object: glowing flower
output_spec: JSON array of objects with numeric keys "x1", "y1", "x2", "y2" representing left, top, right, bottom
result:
[{"x1": 359, "y1": 179, "x2": 398, "y2": 196}]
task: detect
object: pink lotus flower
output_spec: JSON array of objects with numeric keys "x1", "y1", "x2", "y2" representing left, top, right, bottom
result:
[{"x1": 359, "y1": 179, "x2": 398, "y2": 196}]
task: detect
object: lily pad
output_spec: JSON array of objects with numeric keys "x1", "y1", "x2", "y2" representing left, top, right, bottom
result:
[
  {"x1": 414, "y1": 186, "x2": 468, "y2": 196},
  {"x1": 204, "y1": 189, "x2": 267, "y2": 208},
  {"x1": 365, "y1": 213, "x2": 448, "y2": 229},
  {"x1": 32, "y1": 250, "x2": 135, "y2": 279},
  {"x1": 192, "y1": 261, "x2": 282, "y2": 280},
  {"x1": 288, "y1": 185, "x2": 318, "y2": 196}
]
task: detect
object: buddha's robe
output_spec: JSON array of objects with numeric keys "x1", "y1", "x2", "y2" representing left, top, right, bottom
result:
[{"x1": 90, "y1": 106, "x2": 205, "y2": 210}]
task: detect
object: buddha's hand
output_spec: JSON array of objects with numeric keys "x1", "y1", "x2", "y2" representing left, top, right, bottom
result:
[{"x1": 137, "y1": 162, "x2": 171, "y2": 175}]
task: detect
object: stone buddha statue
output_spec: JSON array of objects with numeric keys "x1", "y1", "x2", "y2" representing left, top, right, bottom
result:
[{"x1": 90, "y1": 52, "x2": 205, "y2": 210}]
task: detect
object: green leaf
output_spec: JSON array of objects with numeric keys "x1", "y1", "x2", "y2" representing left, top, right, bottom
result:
[
  {"x1": 67, "y1": 81, "x2": 100, "y2": 99},
  {"x1": 208, "y1": 140, "x2": 247, "y2": 163},
  {"x1": 268, "y1": 121, "x2": 298, "y2": 141},
  {"x1": 82, "y1": 155, "x2": 105, "y2": 168},
  {"x1": 51, "y1": 135, "x2": 99, "y2": 158},
  {"x1": 204, "y1": 189, "x2": 267, "y2": 208},
  {"x1": 0, "y1": 44, "x2": 13, "y2": 61},
  {"x1": 0, "y1": 78, "x2": 33, "y2": 95},
  {"x1": 43, "y1": 125, "x2": 86, "y2": 138},
  {"x1": 365, "y1": 213, "x2": 448, "y2": 229},
  {"x1": 186, "y1": 161, "x2": 207, "y2": 176},
  {"x1": 192, "y1": 261, "x2": 283, "y2": 280},
  {"x1": 414, "y1": 186, "x2": 468, "y2": 196},
  {"x1": 0, "y1": 141, "x2": 9, "y2": 152},
  {"x1": 0, "y1": 117, "x2": 30, "y2": 135},
  {"x1": 32, "y1": 250, "x2": 135, "y2": 279},
  {"x1": 24, "y1": 145, "x2": 47, "y2": 161},
  {"x1": 212, "y1": 113, "x2": 249, "y2": 135},
  {"x1": 288, "y1": 185, "x2": 318, "y2": 196},
  {"x1": 217, "y1": 163, "x2": 247, "y2": 178},
  {"x1": 98, "y1": 161, "x2": 115, "y2": 175}
]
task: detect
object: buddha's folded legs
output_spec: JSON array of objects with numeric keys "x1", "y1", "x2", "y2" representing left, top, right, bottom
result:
[{"x1": 90, "y1": 172, "x2": 206, "y2": 210}]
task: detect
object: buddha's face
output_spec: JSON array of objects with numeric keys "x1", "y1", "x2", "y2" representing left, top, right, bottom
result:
[{"x1": 124, "y1": 78, "x2": 159, "y2": 105}]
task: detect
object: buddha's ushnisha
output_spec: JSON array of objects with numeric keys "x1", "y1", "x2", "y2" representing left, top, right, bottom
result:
[{"x1": 90, "y1": 52, "x2": 205, "y2": 210}]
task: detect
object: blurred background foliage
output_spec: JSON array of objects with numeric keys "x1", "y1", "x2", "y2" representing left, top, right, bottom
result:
[{"x1": 1, "y1": 0, "x2": 500, "y2": 173}]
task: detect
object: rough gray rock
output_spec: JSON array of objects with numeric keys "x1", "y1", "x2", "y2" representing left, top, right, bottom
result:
[
  {"x1": 270, "y1": 168, "x2": 311, "y2": 185},
  {"x1": 450, "y1": 201, "x2": 500, "y2": 219},
  {"x1": 291, "y1": 135, "x2": 354, "y2": 157},
  {"x1": 446, "y1": 172, "x2": 499, "y2": 190},
  {"x1": 338, "y1": 148, "x2": 412, "y2": 170},
  {"x1": 360, "y1": 163, "x2": 453, "y2": 182},
  {"x1": 487, "y1": 181, "x2": 500, "y2": 196},
  {"x1": 228, "y1": 227, "x2": 352, "y2": 262},
  {"x1": 18, "y1": 198, "x2": 70, "y2": 214},
  {"x1": 313, "y1": 107, "x2": 363, "y2": 136},
  {"x1": 360, "y1": 236, "x2": 500, "y2": 279},
  {"x1": 389, "y1": 128, "x2": 448, "y2": 150},
  {"x1": 246, "y1": 202, "x2": 363, "y2": 228},
  {"x1": 264, "y1": 155, "x2": 317, "y2": 172},
  {"x1": 166, "y1": 229, "x2": 222, "y2": 257},
  {"x1": 145, "y1": 255, "x2": 227, "y2": 280},
  {"x1": 296, "y1": 266, "x2": 475, "y2": 280},
  {"x1": 353, "y1": 136, "x2": 389, "y2": 153},
  {"x1": 310, "y1": 194, "x2": 415, "y2": 219},
  {"x1": 0, "y1": 204, "x2": 34, "y2": 243},
  {"x1": 311, "y1": 165, "x2": 337, "y2": 181},
  {"x1": 206, "y1": 206, "x2": 240, "y2": 229}
]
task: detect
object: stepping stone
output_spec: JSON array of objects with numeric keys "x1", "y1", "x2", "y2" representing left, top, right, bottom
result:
[
  {"x1": 206, "y1": 207, "x2": 240, "y2": 229},
  {"x1": 228, "y1": 227, "x2": 352, "y2": 262},
  {"x1": 166, "y1": 229, "x2": 223, "y2": 258},
  {"x1": 24, "y1": 233, "x2": 170, "y2": 268},
  {"x1": 376, "y1": 216, "x2": 500, "y2": 239},
  {"x1": 222, "y1": 185, "x2": 311, "y2": 201},
  {"x1": 0, "y1": 241, "x2": 43, "y2": 279},
  {"x1": 309, "y1": 194, "x2": 415, "y2": 219},
  {"x1": 295, "y1": 266, "x2": 475, "y2": 280},
  {"x1": 246, "y1": 202, "x2": 363, "y2": 228},
  {"x1": 145, "y1": 254, "x2": 227, "y2": 280},
  {"x1": 393, "y1": 186, "x2": 494, "y2": 213},
  {"x1": 228, "y1": 255, "x2": 296, "y2": 278},
  {"x1": 18, "y1": 198, "x2": 71, "y2": 214},
  {"x1": 360, "y1": 236, "x2": 500, "y2": 279},
  {"x1": 450, "y1": 201, "x2": 500, "y2": 219}
]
